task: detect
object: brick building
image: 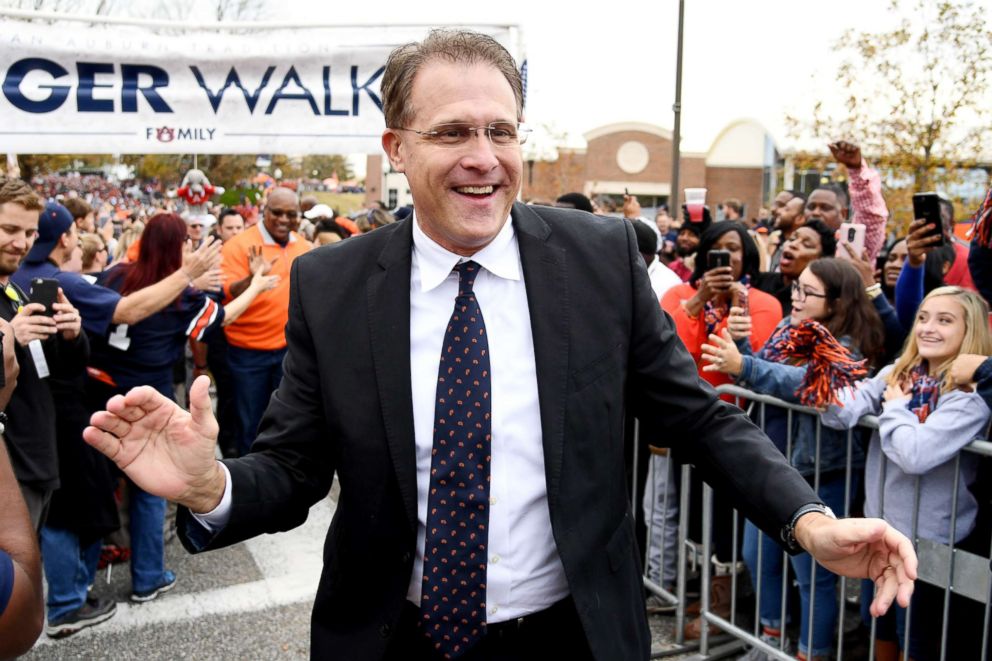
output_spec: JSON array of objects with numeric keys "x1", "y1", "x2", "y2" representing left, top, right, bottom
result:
[{"x1": 367, "y1": 119, "x2": 779, "y2": 220}]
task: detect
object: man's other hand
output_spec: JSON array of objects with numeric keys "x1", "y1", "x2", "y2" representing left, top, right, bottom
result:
[
  {"x1": 83, "y1": 375, "x2": 226, "y2": 514},
  {"x1": 795, "y1": 514, "x2": 916, "y2": 617}
]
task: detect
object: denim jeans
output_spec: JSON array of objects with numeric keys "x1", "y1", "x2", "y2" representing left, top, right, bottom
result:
[
  {"x1": 129, "y1": 483, "x2": 168, "y2": 593},
  {"x1": 227, "y1": 345, "x2": 287, "y2": 456},
  {"x1": 642, "y1": 453, "x2": 679, "y2": 588},
  {"x1": 743, "y1": 474, "x2": 853, "y2": 657},
  {"x1": 40, "y1": 526, "x2": 101, "y2": 621}
]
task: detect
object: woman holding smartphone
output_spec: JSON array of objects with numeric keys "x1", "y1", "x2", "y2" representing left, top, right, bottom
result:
[{"x1": 659, "y1": 221, "x2": 783, "y2": 638}]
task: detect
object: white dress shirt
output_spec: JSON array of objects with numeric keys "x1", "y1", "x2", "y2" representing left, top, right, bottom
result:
[
  {"x1": 196, "y1": 214, "x2": 570, "y2": 623},
  {"x1": 407, "y1": 214, "x2": 569, "y2": 622}
]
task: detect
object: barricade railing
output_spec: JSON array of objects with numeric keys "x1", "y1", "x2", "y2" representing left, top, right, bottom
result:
[{"x1": 634, "y1": 383, "x2": 992, "y2": 660}]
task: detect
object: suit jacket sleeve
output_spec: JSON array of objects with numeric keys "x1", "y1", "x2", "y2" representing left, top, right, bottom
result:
[
  {"x1": 178, "y1": 256, "x2": 335, "y2": 552},
  {"x1": 623, "y1": 223, "x2": 818, "y2": 547}
]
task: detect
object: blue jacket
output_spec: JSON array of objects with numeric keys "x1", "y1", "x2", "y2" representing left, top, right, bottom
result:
[{"x1": 734, "y1": 319, "x2": 866, "y2": 479}]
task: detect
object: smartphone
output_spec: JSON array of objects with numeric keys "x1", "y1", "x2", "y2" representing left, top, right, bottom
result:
[
  {"x1": 30, "y1": 278, "x2": 59, "y2": 316},
  {"x1": 837, "y1": 222, "x2": 867, "y2": 261},
  {"x1": 912, "y1": 193, "x2": 945, "y2": 247},
  {"x1": 707, "y1": 249, "x2": 731, "y2": 271}
]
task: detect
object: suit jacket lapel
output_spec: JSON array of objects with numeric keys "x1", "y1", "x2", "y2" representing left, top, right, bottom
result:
[
  {"x1": 367, "y1": 219, "x2": 419, "y2": 532},
  {"x1": 512, "y1": 203, "x2": 569, "y2": 512}
]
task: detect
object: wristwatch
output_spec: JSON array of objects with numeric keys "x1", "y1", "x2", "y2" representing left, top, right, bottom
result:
[
  {"x1": 781, "y1": 502, "x2": 836, "y2": 552},
  {"x1": 865, "y1": 283, "x2": 883, "y2": 300},
  {"x1": 0, "y1": 411, "x2": 8, "y2": 436}
]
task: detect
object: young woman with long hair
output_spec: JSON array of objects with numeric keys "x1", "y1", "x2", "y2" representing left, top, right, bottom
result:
[
  {"x1": 86, "y1": 213, "x2": 277, "y2": 603},
  {"x1": 823, "y1": 287, "x2": 992, "y2": 661},
  {"x1": 702, "y1": 258, "x2": 884, "y2": 661}
]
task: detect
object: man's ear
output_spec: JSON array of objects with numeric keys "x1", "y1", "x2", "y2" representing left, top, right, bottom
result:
[{"x1": 382, "y1": 130, "x2": 406, "y2": 174}]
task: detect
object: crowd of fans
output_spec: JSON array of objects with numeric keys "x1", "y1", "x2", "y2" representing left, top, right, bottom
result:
[
  {"x1": 624, "y1": 142, "x2": 991, "y2": 661},
  {"x1": 0, "y1": 139, "x2": 990, "y2": 659}
]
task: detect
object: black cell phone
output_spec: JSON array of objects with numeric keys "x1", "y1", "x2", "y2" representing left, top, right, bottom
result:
[
  {"x1": 30, "y1": 278, "x2": 59, "y2": 316},
  {"x1": 707, "y1": 249, "x2": 731, "y2": 270},
  {"x1": 912, "y1": 193, "x2": 945, "y2": 246}
]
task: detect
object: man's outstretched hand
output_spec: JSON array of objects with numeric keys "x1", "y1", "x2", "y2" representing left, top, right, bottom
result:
[
  {"x1": 796, "y1": 514, "x2": 917, "y2": 617},
  {"x1": 83, "y1": 375, "x2": 227, "y2": 514}
]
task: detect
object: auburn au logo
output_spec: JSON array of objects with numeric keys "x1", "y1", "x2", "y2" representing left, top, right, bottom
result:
[{"x1": 156, "y1": 127, "x2": 175, "y2": 142}]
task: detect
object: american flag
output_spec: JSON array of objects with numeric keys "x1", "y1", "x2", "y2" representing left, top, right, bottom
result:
[{"x1": 520, "y1": 59, "x2": 528, "y2": 110}]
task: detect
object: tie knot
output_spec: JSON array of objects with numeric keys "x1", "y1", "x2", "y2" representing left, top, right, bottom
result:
[{"x1": 454, "y1": 260, "x2": 481, "y2": 295}]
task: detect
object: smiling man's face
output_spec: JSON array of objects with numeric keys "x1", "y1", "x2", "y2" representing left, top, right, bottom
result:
[{"x1": 382, "y1": 60, "x2": 522, "y2": 256}]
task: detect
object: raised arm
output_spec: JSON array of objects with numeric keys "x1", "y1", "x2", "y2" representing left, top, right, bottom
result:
[
  {"x1": 112, "y1": 238, "x2": 222, "y2": 325},
  {"x1": 833, "y1": 141, "x2": 888, "y2": 262}
]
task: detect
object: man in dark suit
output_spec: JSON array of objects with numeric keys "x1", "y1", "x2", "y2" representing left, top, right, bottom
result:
[{"x1": 85, "y1": 29, "x2": 916, "y2": 660}]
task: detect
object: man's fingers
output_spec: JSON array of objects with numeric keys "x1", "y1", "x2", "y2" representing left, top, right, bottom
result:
[
  {"x1": 82, "y1": 425, "x2": 124, "y2": 461},
  {"x1": 89, "y1": 410, "x2": 132, "y2": 438},
  {"x1": 117, "y1": 386, "x2": 170, "y2": 420},
  {"x1": 870, "y1": 566, "x2": 899, "y2": 617},
  {"x1": 189, "y1": 374, "x2": 214, "y2": 426}
]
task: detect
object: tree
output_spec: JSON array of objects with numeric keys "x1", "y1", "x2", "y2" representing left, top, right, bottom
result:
[{"x1": 787, "y1": 0, "x2": 992, "y2": 223}]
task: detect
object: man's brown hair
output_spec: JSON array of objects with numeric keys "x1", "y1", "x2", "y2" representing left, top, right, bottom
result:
[
  {"x1": 380, "y1": 29, "x2": 523, "y2": 129},
  {"x1": 0, "y1": 175, "x2": 42, "y2": 212},
  {"x1": 63, "y1": 197, "x2": 93, "y2": 221}
]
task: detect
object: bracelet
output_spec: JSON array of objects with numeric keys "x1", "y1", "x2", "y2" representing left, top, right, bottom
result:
[
  {"x1": 865, "y1": 283, "x2": 882, "y2": 300},
  {"x1": 781, "y1": 503, "x2": 836, "y2": 551}
]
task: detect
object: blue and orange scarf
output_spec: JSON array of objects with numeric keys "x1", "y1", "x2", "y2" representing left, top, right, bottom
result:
[
  {"x1": 702, "y1": 275, "x2": 750, "y2": 336},
  {"x1": 762, "y1": 318, "x2": 868, "y2": 407},
  {"x1": 906, "y1": 363, "x2": 941, "y2": 423},
  {"x1": 969, "y1": 187, "x2": 992, "y2": 248}
]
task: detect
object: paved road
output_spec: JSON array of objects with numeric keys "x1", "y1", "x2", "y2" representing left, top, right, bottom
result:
[{"x1": 24, "y1": 484, "x2": 695, "y2": 660}]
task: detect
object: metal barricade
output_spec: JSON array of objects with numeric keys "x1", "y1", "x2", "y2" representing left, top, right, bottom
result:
[{"x1": 634, "y1": 383, "x2": 992, "y2": 660}]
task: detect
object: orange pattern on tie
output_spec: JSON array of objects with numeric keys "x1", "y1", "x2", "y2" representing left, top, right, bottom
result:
[{"x1": 419, "y1": 261, "x2": 492, "y2": 659}]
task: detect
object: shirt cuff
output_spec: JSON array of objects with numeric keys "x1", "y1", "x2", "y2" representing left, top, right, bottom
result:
[{"x1": 190, "y1": 462, "x2": 233, "y2": 532}]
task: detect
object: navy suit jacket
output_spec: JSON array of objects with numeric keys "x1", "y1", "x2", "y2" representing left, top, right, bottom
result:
[{"x1": 179, "y1": 203, "x2": 816, "y2": 660}]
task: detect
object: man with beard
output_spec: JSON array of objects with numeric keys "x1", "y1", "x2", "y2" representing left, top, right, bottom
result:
[
  {"x1": 668, "y1": 208, "x2": 711, "y2": 281},
  {"x1": 0, "y1": 181, "x2": 85, "y2": 531},
  {"x1": 804, "y1": 142, "x2": 887, "y2": 263},
  {"x1": 768, "y1": 192, "x2": 807, "y2": 272}
]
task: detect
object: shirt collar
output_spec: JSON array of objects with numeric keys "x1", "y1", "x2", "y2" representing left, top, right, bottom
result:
[
  {"x1": 411, "y1": 212, "x2": 521, "y2": 292},
  {"x1": 257, "y1": 221, "x2": 297, "y2": 245}
]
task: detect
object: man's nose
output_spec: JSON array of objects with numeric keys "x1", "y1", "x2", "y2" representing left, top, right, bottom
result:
[{"x1": 460, "y1": 130, "x2": 500, "y2": 171}]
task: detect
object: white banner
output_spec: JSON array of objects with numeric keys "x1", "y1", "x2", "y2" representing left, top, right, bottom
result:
[{"x1": 0, "y1": 19, "x2": 521, "y2": 154}]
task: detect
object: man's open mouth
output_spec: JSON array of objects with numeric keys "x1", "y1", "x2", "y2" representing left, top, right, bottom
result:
[{"x1": 454, "y1": 185, "x2": 496, "y2": 196}]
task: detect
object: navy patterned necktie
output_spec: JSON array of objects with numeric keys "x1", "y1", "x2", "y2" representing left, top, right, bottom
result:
[{"x1": 420, "y1": 260, "x2": 492, "y2": 659}]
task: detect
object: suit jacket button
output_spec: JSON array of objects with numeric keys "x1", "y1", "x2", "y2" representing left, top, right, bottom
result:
[{"x1": 380, "y1": 623, "x2": 391, "y2": 638}]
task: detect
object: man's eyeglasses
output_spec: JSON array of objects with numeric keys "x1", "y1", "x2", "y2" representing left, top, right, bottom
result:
[
  {"x1": 395, "y1": 122, "x2": 531, "y2": 147},
  {"x1": 791, "y1": 281, "x2": 827, "y2": 302},
  {"x1": 267, "y1": 208, "x2": 299, "y2": 220}
]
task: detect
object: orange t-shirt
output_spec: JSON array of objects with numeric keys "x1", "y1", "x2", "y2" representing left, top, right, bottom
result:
[
  {"x1": 220, "y1": 224, "x2": 312, "y2": 351},
  {"x1": 661, "y1": 283, "x2": 783, "y2": 392}
]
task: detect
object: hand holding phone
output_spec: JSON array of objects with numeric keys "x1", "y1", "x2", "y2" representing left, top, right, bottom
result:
[
  {"x1": 911, "y1": 193, "x2": 945, "y2": 247},
  {"x1": 707, "y1": 249, "x2": 731, "y2": 271},
  {"x1": 837, "y1": 223, "x2": 867, "y2": 262},
  {"x1": 30, "y1": 278, "x2": 59, "y2": 317}
]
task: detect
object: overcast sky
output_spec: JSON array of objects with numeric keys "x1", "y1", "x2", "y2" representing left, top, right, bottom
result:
[{"x1": 280, "y1": 0, "x2": 954, "y2": 156}]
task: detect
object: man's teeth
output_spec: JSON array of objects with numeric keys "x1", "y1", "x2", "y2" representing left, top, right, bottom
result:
[{"x1": 456, "y1": 185, "x2": 494, "y2": 194}]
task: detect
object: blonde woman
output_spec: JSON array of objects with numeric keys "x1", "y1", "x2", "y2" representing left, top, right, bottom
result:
[{"x1": 822, "y1": 287, "x2": 992, "y2": 661}]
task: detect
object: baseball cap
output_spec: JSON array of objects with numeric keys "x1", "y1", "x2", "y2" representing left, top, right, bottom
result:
[{"x1": 25, "y1": 202, "x2": 74, "y2": 264}]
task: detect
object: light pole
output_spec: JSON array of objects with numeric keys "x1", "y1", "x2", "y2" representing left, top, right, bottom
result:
[{"x1": 669, "y1": 0, "x2": 685, "y2": 215}]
